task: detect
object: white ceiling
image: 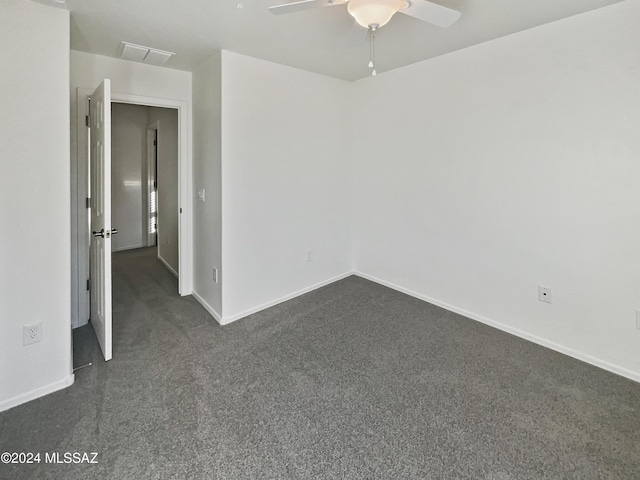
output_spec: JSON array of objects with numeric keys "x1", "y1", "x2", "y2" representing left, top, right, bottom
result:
[{"x1": 36, "y1": 0, "x2": 621, "y2": 81}]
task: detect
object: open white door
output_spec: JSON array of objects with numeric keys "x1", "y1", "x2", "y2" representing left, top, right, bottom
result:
[{"x1": 89, "y1": 79, "x2": 113, "y2": 361}]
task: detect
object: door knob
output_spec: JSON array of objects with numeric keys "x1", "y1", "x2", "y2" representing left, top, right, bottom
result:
[
  {"x1": 111, "y1": 228, "x2": 118, "y2": 235},
  {"x1": 92, "y1": 229, "x2": 105, "y2": 238}
]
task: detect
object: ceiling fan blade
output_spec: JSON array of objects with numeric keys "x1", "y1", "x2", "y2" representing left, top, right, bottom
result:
[
  {"x1": 400, "y1": 0, "x2": 461, "y2": 28},
  {"x1": 268, "y1": 0, "x2": 346, "y2": 15}
]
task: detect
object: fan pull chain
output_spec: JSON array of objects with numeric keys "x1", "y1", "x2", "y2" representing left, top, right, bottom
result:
[{"x1": 369, "y1": 25, "x2": 378, "y2": 76}]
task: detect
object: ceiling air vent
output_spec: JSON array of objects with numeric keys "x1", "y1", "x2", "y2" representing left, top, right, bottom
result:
[{"x1": 119, "y1": 42, "x2": 175, "y2": 66}]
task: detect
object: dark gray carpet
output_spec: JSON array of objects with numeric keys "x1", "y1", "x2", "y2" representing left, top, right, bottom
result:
[{"x1": 1, "y1": 247, "x2": 639, "y2": 479}]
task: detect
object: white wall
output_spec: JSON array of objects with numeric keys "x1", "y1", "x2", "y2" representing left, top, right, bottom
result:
[
  {"x1": 0, "y1": 1, "x2": 73, "y2": 411},
  {"x1": 192, "y1": 53, "x2": 223, "y2": 319},
  {"x1": 111, "y1": 103, "x2": 147, "y2": 251},
  {"x1": 352, "y1": 0, "x2": 640, "y2": 379},
  {"x1": 219, "y1": 51, "x2": 353, "y2": 322},
  {"x1": 71, "y1": 51, "x2": 192, "y2": 327},
  {"x1": 148, "y1": 107, "x2": 179, "y2": 274}
]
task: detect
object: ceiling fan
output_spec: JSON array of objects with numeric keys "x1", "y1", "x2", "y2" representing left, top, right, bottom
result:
[
  {"x1": 268, "y1": 0, "x2": 461, "y2": 30},
  {"x1": 269, "y1": 0, "x2": 461, "y2": 75}
]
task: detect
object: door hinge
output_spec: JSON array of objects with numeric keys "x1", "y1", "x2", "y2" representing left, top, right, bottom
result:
[
  {"x1": 153, "y1": 140, "x2": 157, "y2": 146},
  {"x1": 153, "y1": 181, "x2": 157, "y2": 188},
  {"x1": 85, "y1": 115, "x2": 90, "y2": 127},
  {"x1": 179, "y1": 208, "x2": 182, "y2": 214},
  {"x1": 86, "y1": 197, "x2": 91, "y2": 209},
  {"x1": 86, "y1": 279, "x2": 90, "y2": 291}
]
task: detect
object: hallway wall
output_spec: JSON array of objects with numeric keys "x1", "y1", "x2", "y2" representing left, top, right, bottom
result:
[
  {"x1": 111, "y1": 103, "x2": 147, "y2": 252},
  {"x1": 148, "y1": 107, "x2": 179, "y2": 275}
]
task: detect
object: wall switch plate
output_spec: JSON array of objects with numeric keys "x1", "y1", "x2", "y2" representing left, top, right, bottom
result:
[
  {"x1": 538, "y1": 285, "x2": 552, "y2": 304},
  {"x1": 23, "y1": 322, "x2": 42, "y2": 346},
  {"x1": 198, "y1": 189, "x2": 206, "y2": 202},
  {"x1": 213, "y1": 267, "x2": 218, "y2": 283}
]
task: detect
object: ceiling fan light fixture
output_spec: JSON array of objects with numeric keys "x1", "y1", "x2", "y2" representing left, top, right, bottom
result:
[{"x1": 347, "y1": 0, "x2": 405, "y2": 28}]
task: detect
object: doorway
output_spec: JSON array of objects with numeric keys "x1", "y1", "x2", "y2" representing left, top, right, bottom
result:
[
  {"x1": 111, "y1": 103, "x2": 179, "y2": 278},
  {"x1": 74, "y1": 87, "x2": 192, "y2": 332}
]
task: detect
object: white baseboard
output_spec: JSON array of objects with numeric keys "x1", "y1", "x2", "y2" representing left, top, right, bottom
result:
[
  {"x1": 355, "y1": 271, "x2": 640, "y2": 384},
  {"x1": 73, "y1": 319, "x2": 89, "y2": 329},
  {"x1": 221, "y1": 271, "x2": 355, "y2": 325},
  {"x1": 113, "y1": 243, "x2": 145, "y2": 252},
  {"x1": 192, "y1": 290, "x2": 223, "y2": 324},
  {"x1": 158, "y1": 255, "x2": 179, "y2": 278},
  {"x1": 0, "y1": 374, "x2": 75, "y2": 413}
]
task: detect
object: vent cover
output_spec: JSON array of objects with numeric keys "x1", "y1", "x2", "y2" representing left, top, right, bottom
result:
[{"x1": 119, "y1": 42, "x2": 175, "y2": 66}]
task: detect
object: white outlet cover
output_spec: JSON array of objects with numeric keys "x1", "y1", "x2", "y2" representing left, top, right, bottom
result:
[
  {"x1": 23, "y1": 322, "x2": 42, "y2": 346},
  {"x1": 538, "y1": 285, "x2": 552, "y2": 304}
]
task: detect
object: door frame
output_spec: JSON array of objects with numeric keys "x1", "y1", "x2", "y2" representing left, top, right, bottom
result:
[{"x1": 74, "y1": 88, "x2": 193, "y2": 327}]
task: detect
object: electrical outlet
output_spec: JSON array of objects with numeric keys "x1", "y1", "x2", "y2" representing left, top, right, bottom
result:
[
  {"x1": 306, "y1": 250, "x2": 313, "y2": 263},
  {"x1": 198, "y1": 189, "x2": 206, "y2": 202},
  {"x1": 538, "y1": 285, "x2": 552, "y2": 304},
  {"x1": 636, "y1": 310, "x2": 640, "y2": 330},
  {"x1": 213, "y1": 267, "x2": 218, "y2": 283},
  {"x1": 23, "y1": 323, "x2": 42, "y2": 346}
]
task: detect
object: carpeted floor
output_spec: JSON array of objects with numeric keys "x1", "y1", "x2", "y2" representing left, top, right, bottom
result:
[{"x1": 1, "y1": 247, "x2": 639, "y2": 479}]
